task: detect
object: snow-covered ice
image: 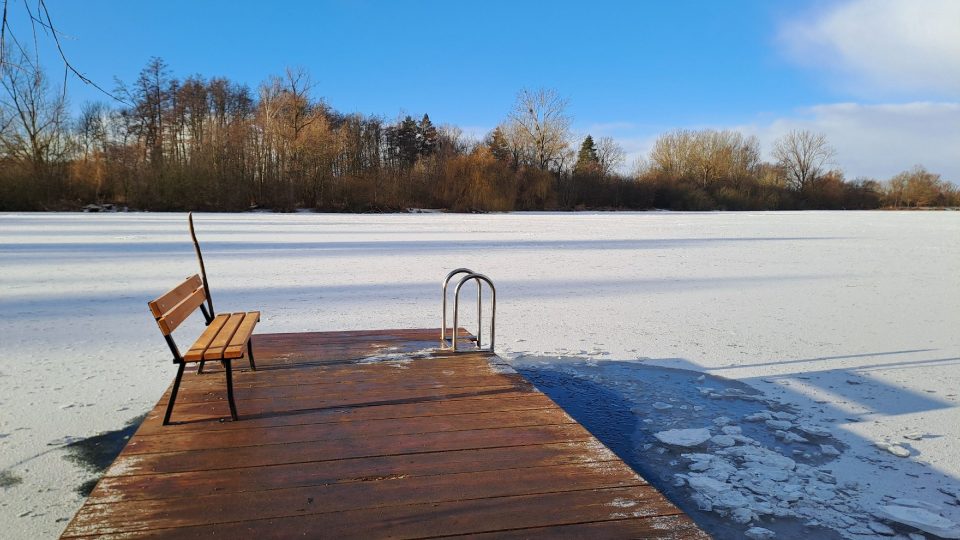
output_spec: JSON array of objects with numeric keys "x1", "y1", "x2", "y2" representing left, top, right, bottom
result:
[{"x1": 1, "y1": 210, "x2": 959, "y2": 539}]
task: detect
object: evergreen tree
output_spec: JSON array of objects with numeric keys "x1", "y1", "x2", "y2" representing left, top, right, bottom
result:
[
  {"x1": 417, "y1": 114, "x2": 438, "y2": 156},
  {"x1": 486, "y1": 127, "x2": 511, "y2": 163},
  {"x1": 574, "y1": 135, "x2": 599, "y2": 174},
  {"x1": 386, "y1": 115, "x2": 420, "y2": 168}
]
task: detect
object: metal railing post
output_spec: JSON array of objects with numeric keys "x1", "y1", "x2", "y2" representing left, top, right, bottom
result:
[
  {"x1": 452, "y1": 273, "x2": 496, "y2": 352},
  {"x1": 442, "y1": 268, "x2": 473, "y2": 345}
]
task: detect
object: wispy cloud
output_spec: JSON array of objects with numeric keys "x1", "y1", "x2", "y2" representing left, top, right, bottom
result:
[{"x1": 778, "y1": 0, "x2": 960, "y2": 97}]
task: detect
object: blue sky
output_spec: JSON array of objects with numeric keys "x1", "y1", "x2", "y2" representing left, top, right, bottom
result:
[{"x1": 12, "y1": 1, "x2": 960, "y2": 179}]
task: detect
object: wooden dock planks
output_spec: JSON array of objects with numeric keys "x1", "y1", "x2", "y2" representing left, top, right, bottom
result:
[{"x1": 60, "y1": 329, "x2": 707, "y2": 539}]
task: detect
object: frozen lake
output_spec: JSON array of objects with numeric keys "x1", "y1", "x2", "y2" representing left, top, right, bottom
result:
[{"x1": 1, "y1": 211, "x2": 959, "y2": 538}]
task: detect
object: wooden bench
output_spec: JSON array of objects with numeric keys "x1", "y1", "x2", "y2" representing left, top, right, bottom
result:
[{"x1": 148, "y1": 274, "x2": 260, "y2": 425}]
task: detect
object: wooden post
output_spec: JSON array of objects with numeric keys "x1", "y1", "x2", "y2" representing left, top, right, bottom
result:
[{"x1": 188, "y1": 212, "x2": 214, "y2": 317}]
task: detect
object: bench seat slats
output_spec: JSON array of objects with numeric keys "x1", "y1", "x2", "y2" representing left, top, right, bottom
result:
[
  {"x1": 183, "y1": 314, "x2": 231, "y2": 362},
  {"x1": 178, "y1": 312, "x2": 260, "y2": 363},
  {"x1": 224, "y1": 311, "x2": 260, "y2": 359},
  {"x1": 203, "y1": 313, "x2": 244, "y2": 361}
]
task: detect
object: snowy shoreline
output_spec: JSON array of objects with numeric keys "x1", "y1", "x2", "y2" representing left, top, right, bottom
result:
[{"x1": 1, "y1": 211, "x2": 958, "y2": 538}]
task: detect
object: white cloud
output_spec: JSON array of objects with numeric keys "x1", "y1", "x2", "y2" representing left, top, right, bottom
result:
[
  {"x1": 779, "y1": 0, "x2": 960, "y2": 97},
  {"x1": 740, "y1": 102, "x2": 960, "y2": 181}
]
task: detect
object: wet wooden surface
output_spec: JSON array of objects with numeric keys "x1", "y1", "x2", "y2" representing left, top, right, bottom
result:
[{"x1": 60, "y1": 329, "x2": 707, "y2": 539}]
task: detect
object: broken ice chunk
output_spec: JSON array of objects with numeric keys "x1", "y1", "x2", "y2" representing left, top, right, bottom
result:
[
  {"x1": 731, "y1": 507, "x2": 755, "y2": 524},
  {"x1": 868, "y1": 521, "x2": 895, "y2": 535},
  {"x1": 796, "y1": 424, "x2": 831, "y2": 438},
  {"x1": 876, "y1": 504, "x2": 960, "y2": 539},
  {"x1": 820, "y1": 444, "x2": 841, "y2": 456},
  {"x1": 745, "y1": 526, "x2": 776, "y2": 540},
  {"x1": 875, "y1": 441, "x2": 911, "y2": 458},
  {"x1": 689, "y1": 460, "x2": 711, "y2": 472},
  {"x1": 775, "y1": 430, "x2": 808, "y2": 443},
  {"x1": 711, "y1": 435, "x2": 737, "y2": 447},
  {"x1": 721, "y1": 425, "x2": 742, "y2": 435},
  {"x1": 890, "y1": 499, "x2": 943, "y2": 512},
  {"x1": 765, "y1": 419, "x2": 794, "y2": 430},
  {"x1": 654, "y1": 428, "x2": 712, "y2": 447}
]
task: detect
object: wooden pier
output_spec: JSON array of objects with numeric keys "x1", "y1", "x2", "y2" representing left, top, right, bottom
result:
[{"x1": 60, "y1": 329, "x2": 706, "y2": 539}]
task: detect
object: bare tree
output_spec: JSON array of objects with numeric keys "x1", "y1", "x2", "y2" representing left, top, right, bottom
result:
[
  {"x1": 498, "y1": 121, "x2": 526, "y2": 169},
  {"x1": 595, "y1": 136, "x2": 625, "y2": 176},
  {"x1": 772, "y1": 130, "x2": 835, "y2": 192},
  {"x1": 630, "y1": 156, "x2": 650, "y2": 179},
  {"x1": 889, "y1": 165, "x2": 945, "y2": 208},
  {"x1": 76, "y1": 101, "x2": 109, "y2": 155},
  {"x1": 507, "y1": 88, "x2": 571, "y2": 171},
  {"x1": 1, "y1": 0, "x2": 120, "y2": 100},
  {"x1": 438, "y1": 124, "x2": 470, "y2": 155},
  {"x1": 649, "y1": 129, "x2": 695, "y2": 178},
  {"x1": 649, "y1": 129, "x2": 759, "y2": 187},
  {"x1": 0, "y1": 48, "x2": 67, "y2": 165}
]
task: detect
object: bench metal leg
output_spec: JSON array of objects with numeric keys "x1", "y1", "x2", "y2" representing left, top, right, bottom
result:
[
  {"x1": 197, "y1": 360, "x2": 205, "y2": 375},
  {"x1": 223, "y1": 359, "x2": 238, "y2": 421},
  {"x1": 163, "y1": 363, "x2": 186, "y2": 426},
  {"x1": 247, "y1": 339, "x2": 256, "y2": 371}
]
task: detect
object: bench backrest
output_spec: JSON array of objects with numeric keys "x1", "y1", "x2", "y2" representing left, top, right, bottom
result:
[{"x1": 149, "y1": 275, "x2": 206, "y2": 336}]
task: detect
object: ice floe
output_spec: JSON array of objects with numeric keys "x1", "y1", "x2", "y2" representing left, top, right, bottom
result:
[
  {"x1": 654, "y1": 428, "x2": 712, "y2": 447},
  {"x1": 876, "y1": 501, "x2": 960, "y2": 538}
]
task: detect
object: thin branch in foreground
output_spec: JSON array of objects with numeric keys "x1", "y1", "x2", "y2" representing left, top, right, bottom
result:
[{"x1": 36, "y1": 0, "x2": 125, "y2": 103}]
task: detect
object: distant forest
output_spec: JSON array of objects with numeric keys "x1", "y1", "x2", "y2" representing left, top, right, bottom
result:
[{"x1": 1, "y1": 55, "x2": 957, "y2": 212}]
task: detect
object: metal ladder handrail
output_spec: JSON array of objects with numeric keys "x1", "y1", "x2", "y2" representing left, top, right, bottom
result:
[
  {"x1": 452, "y1": 273, "x2": 496, "y2": 352},
  {"x1": 441, "y1": 268, "x2": 480, "y2": 346}
]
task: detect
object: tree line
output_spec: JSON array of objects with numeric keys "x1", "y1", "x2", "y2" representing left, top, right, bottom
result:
[{"x1": 1, "y1": 55, "x2": 956, "y2": 212}]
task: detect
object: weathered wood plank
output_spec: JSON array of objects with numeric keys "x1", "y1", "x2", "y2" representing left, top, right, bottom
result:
[
  {"x1": 63, "y1": 486, "x2": 684, "y2": 539},
  {"x1": 156, "y1": 384, "x2": 537, "y2": 422},
  {"x1": 447, "y1": 514, "x2": 711, "y2": 539},
  {"x1": 124, "y1": 407, "x2": 577, "y2": 454},
  {"x1": 105, "y1": 423, "x2": 597, "y2": 477},
  {"x1": 90, "y1": 442, "x2": 624, "y2": 504},
  {"x1": 133, "y1": 393, "x2": 560, "y2": 437},
  {"x1": 67, "y1": 463, "x2": 652, "y2": 535}
]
